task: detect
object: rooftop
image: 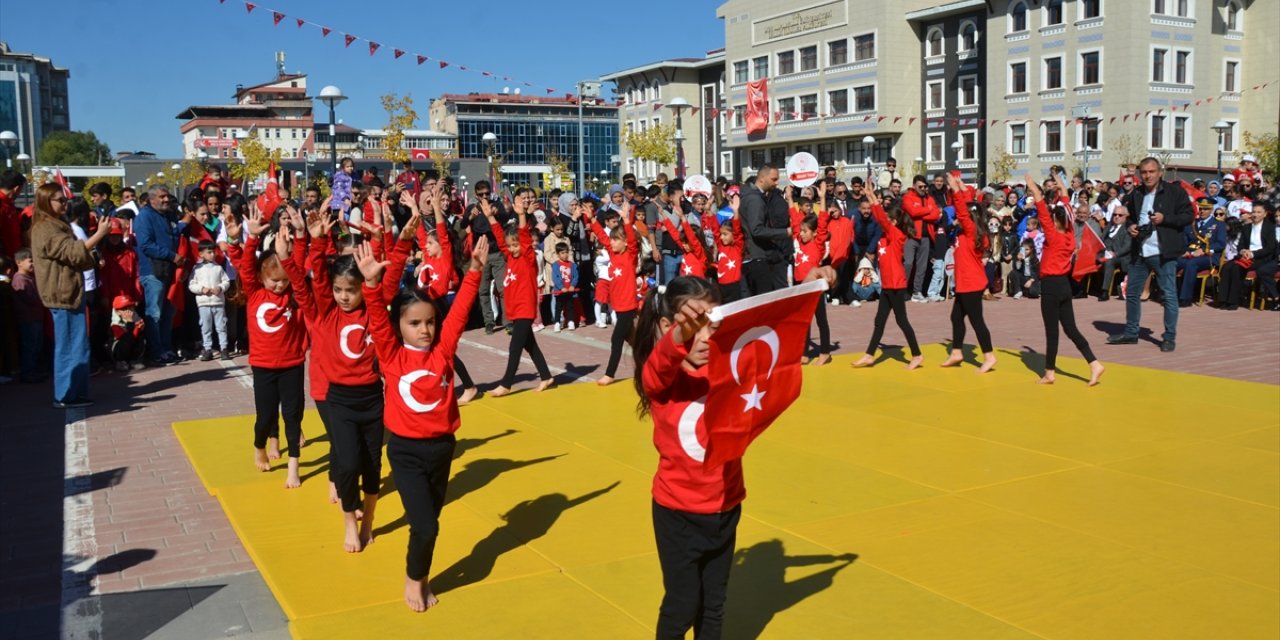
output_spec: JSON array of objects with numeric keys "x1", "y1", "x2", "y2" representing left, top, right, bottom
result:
[
  {"x1": 599, "y1": 50, "x2": 727, "y2": 83},
  {"x1": 437, "y1": 93, "x2": 616, "y2": 108},
  {"x1": 0, "y1": 41, "x2": 69, "y2": 74}
]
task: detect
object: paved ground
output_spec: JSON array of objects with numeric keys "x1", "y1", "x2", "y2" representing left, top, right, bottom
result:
[{"x1": 1, "y1": 296, "x2": 1275, "y2": 639}]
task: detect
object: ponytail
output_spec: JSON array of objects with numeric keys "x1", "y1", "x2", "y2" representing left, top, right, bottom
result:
[
  {"x1": 969, "y1": 203, "x2": 990, "y2": 256},
  {"x1": 631, "y1": 275, "x2": 718, "y2": 418}
]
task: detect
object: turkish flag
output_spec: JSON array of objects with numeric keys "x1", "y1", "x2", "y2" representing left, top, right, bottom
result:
[
  {"x1": 745, "y1": 79, "x2": 769, "y2": 135},
  {"x1": 409, "y1": 149, "x2": 432, "y2": 160},
  {"x1": 701, "y1": 279, "x2": 826, "y2": 469},
  {"x1": 256, "y1": 162, "x2": 282, "y2": 221},
  {"x1": 54, "y1": 168, "x2": 73, "y2": 199},
  {"x1": 1072, "y1": 222, "x2": 1105, "y2": 281},
  {"x1": 1178, "y1": 179, "x2": 1206, "y2": 202}
]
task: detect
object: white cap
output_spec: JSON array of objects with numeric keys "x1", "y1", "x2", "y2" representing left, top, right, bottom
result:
[{"x1": 1242, "y1": 153, "x2": 1258, "y2": 163}]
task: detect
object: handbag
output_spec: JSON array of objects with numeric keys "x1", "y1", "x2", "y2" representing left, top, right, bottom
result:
[{"x1": 150, "y1": 257, "x2": 175, "y2": 284}]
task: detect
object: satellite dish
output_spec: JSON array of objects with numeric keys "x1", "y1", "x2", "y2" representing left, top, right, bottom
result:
[
  {"x1": 502, "y1": 86, "x2": 510, "y2": 94},
  {"x1": 514, "y1": 88, "x2": 521, "y2": 95}
]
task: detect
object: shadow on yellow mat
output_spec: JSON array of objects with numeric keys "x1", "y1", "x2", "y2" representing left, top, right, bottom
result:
[{"x1": 173, "y1": 345, "x2": 1280, "y2": 639}]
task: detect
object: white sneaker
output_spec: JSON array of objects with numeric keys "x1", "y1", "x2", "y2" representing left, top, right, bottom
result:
[
  {"x1": 1013, "y1": 292, "x2": 1023, "y2": 299},
  {"x1": 533, "y1": 323, "x2": 545, "y2": 332},
  {"x1": 910, "y1": 294, "x2": 925, "y2": 303},
  {"x1": 567, "y1": 321, "x2": 576, "y2": 331},
  {"x1": 595, "y1": 321, "x2": 607, "y2": 329},
  {"x1": 829, "y1": 298, "x2": 841, "y2": 306},
  {"x1": 554, "y1": 324, "x2": 562, "y2": 333},
  {"x1": 850, "y1": 300, "x2": 862, "y2": 308},
  {"x1": 927, "y1": 295, "x2": 944, "y2": 303}
]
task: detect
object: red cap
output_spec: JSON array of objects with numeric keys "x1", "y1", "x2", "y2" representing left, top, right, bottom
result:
[
  {"x1": 112, "y1": 295, "x2": 135, "y2": 310},
  {"x1": 108, "y1": 218, "x2": 126, "y2": 235}
]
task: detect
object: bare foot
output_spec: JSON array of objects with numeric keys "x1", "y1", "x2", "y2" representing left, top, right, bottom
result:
[
  {"x1": 343, "y1": 512, "x2": 362, "y2": 553},
  {"x1": 358, "y1": 494, "x2": 378, "y2": 548},
  {"x1": 457, "y1": 386, "x2": 479, "y2": 406},
  {"x1": 536, "y1": 378, "x2": 554, "y2": 392},
  {"x1": 329, "y1": 481, "x2": 339, "y2": 504},
  {"x1": 940, "y1": 351, "x2": 964, "y2": 367},
  {"x1": 404, "y1": 577, "x2": 439, "y2": 612},
  {"x1": 266, "y1": 437, "x2": 281, "y2": 460},
  {"x1": 812, "y1": 354, "x2": 831, "y2": 366},
  {"x1": 489, "y1": 385, "x2": 511, "y2": 398},
  {"x1": 906, "y1": 355, "x2": 924, "y2": 370},
  {"x1": 1038, "y1": 370, "x2": 1056, "y2": 385},
  {"x1": 1088, "y1": 361, "x2": 1105, "y2": 387},
  {"x1": 851, "y1": 354, "x2": 875, "y2": 368},
  {"x1": 977, "y1": 354, "x2": 997, "y2": 374},
  {"x1": 299, "y1": 429, "x2": 306, "y2": 448},
  {"x1": 284, "y1": 457, "x2": 301, "y2": 489},
  {"x1": 596, "y1": 375, "x2": 614, "y2": 386},
  {"x1": 254, "y1": 448, "x2": 271, "y2": 472},
  {"x1": 800, "y1": 355, "x2": 813, "y2": 365}
]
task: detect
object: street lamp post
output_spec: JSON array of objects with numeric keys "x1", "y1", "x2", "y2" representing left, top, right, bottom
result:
[
  {"x1": 862, "y1": 135, "x2": 876, "y2": 181},
  {"x1": 317, "y1": 86, "x2": 347, "y2": 173},
  {"x1": 171, "y1": 163, "x2": 182, "y2": 199},
  {"x1": 666, "y1": 97, "x2": 691, "y2": 179},
  {"x1": 1212, "y1": 120, "x2": 1231, "y2": 181},
  {"x1": 482, "y1": 132, "x2": 497, "y2": 194},
  {"x1": 0, "y1": 130, "x2": 17, "y2": 169},
  {"x1": 951, "y1": 140, "x2": 964, "y2": 175},
  {"x1": 1082, "y1": 146, "x2": 1092, "y2": 183}
]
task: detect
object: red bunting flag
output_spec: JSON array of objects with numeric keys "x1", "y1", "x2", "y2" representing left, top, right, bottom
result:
[
  {"x1": 416, "y1": 55, "x2": 427, "y2": 65},
  {"x1": 711, "y1": 108, "x2": 720, "y2": 118},
  {"x1": 245, "y1": 2, "x2": 255, "y2": 13},
  {"x1": 503, "y1": 76, "x2": 511, "y2": 81},
  {"x1": 272, "y1": 11, "x2": 284, "y2": 25},
  {"x1": 977, "y1": 119, "x2": 984, "y2": 128},
  {"x1": 322, "y1": 26, "x2": 331, "y2": 37},
  {"x1": 344, "y1": 34, "x2": 356, "y2": 47},
  {"x1": 439, "y1": 61, "x2": 449, "y2": 69},
  {"x1": 699, "y1": 280, "x2": 826, "y2": 469},
  {"x1": 368, "y1": 41, "x2": 380, "y2": 55},
  {"x1": 653, "y1": 103, "x2": 664, "y2": 111},
  {"x1": 524, "y1": 82, "x2": 534, "y2": 87},
  {"x1": 394, "y1": 49, "x2": 405, "y2": 59},
  {"x1": 1124, "y1": 114, "x2": 1130, "y2": 122},
  {"x1": 908, "y1": 117, "x2": 916, "y2": 125},
  {"x1": 878, "y1": 116, "x2": 887, "y2": 123},
  {"x1": 1206, "y1": 97, "x2": 1213, "y2": 103},
  {"x1": 546, "y1": 88, "x2": 555, "y2": 94},
  {"x1": 862, "y1": 115, "x2": 872, "y2": 122},
  {"x1": 1072, "y1": 222, "x2": 1105, "y2": 282},
  {"x1": 459, "y1": 66, "x2": 468, "y2": 71},
  {"x1": 1109, "y1": 116, "x2": 1116, "y2": 124},
  {"x1": 296, "y1": 18, "x2": 304, "y2": 27},
  {"x1": 893, "y1": 116, "x2": 902, "y2": 124}
]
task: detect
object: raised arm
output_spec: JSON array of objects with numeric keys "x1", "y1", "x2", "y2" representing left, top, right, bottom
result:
[
  {"x1": 355, "y1": 242, "x2": 400, "y2": 364},
  {"x1": 436, "y1": 237, "x2": 489, "y2": 363},
  {"x1": 281, "y1": 230, "x2": 318, "y2": 320},
  {"x1": 305, "y1": 209, "x2": 337, "y2": 316},
  {"x1": 680, "y1": 218, "x2": 705, "y2": 261}
]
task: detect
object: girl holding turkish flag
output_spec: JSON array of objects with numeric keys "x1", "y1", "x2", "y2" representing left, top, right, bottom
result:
[
  {"x1": 485, "y1": 188, "x2": 553, "y2": 396},
  {"x1": 852, "y1": 187, "x2": 924, "y2": 369},
  {"x1": 940, "y1": 174, "x2": 998, "y2": 373},
  {"x1": 223, "y1": 206, "x2": 310, "y2": 488},
  {"x1": 355, "y1": 233, "x2": 488, "y2": 613},
  {"x1": 587, "y1": 199, "x2": 640, "y2": 386},
  {"x1": 1024, "y1": 176, "x2": 1106, "y2": 386},
  {"x1": 631, "y1": 274, "x2": 740, "y2": 640}
]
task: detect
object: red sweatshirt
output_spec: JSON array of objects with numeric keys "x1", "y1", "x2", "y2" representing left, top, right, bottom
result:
[
  {"x1": 1035, "y1": 200, "x2": 1074, "y2": 277},
  {"x1": 99, "y1": 240, "x2": 141, "y2": 303},
  {"x1": 365, "y1": 270, "x2": 480, "y2": 439},
  {"x1": 490, "y1": 220, "x2": 538, "y2": 321},
  {"x1": 232, "y1": 237, "x2": 308, "y2": 369},
  {"x1": 642, "y1": 329, "x2": 745, "y2": 514},
  {"x1": 870, "y1": 204, "x2": 908, "y2": 290},
  {"x1": 0, "y1": 190, "x2": 21, "y2": 255},
  {"x1": 825, "y1": 213, "x2": 854, "y2": 267},
  {"x1": 660, "y1": 218, "x2": 706, "y2": 278},
  {"x1": 902, "y1": 190, "x2": 942, "y2": 238},
  {"x1": 590, "y1": 219, "x2": 639, "y2": 313},
  {"x1": 951, "y1": 191, "x2": 988, "y2": 294},
  {"x1": 711, "y1": 217, "x2": 744, "y2": 285},
  {"x1": 793, "y1": 210, "x2": 828, "y2": 282},
  {"x1": 416, "y1": 222, "x2": 457, "y2": 300}
]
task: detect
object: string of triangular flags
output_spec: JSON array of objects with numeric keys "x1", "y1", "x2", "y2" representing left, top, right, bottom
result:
[
  {"x1": 219, "y1": 0, "x2": 560, "y2": 95},
  {"x1": 646, "y1": 80, "x2": 1276, "y2": 126}
]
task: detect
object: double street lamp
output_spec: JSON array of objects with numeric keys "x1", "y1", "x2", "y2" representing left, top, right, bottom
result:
[
  {"x1": 1212, "y1": 120, "x2": 1232, "y2": 182},
  {"x1": 666, "y1": 97, "x2": 691, "y2": 179},
  {"x1": 317, "y1": 85, "x2": 347, "y2": 172}
]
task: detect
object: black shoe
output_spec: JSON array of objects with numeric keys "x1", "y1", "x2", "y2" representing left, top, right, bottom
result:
[
  {"x1": 53, "y1": 399, "x2": 94, "y2": 410},
  {"x1": 1178, "y1": 300, "x2": 1192, "y2": 308},
  {"x1": 484, "y1": 324, "x2": 495, "y2": 335},
  {"x1": 198, "y1": 349, "x2": 213, "y2": 362},
  {"x1": 1160, "y1": 340, "x2": 1176, "y2": 353},
  {"x1": 1106, "y1": 333, "x2": 1138, "y2": 345},
  {"x1": 1098, "y1": 294, "x2": 1109, "y2": 302},
  {"x1": 220, "y1": 350, "x2": 233, "y2": 361}
]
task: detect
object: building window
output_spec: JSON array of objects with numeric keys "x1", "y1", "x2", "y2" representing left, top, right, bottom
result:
[
  {"x1": 1080, "y1": 50, "x2": 1101, "y2": 85},
  {"x1": 959, "y1": 76, "x2": 978, "y2": 106},
  {"x1": 829, "y1": 39, "x2": 848, "y2": 66},
  {"x1": 1174, "y1": 50, "x2": 1190, "y2": 84},
  {"x1": 1152, "y1": 48, "x2": 1167, "y2": 82},
  {"x1": 800, "y1": 94, "x2": 818, "y2": 118},
  {"x1": 1219, "y1": 120, "x2": 1236, "y2": 151},
  {"x1": 959, "y1": 131, "x2": 977, "y2": 160},
  {"x1": 800, "y1": 46, "x2": 818, "y2": 72},
  {"x1": 1226, "y1": 1, "x2": 1241, "y2": 30},
  {"x1": 1173, "y1": 116, "x2": 1189, "y2": 149},
  {"x1": 1010, "y1": 62, "x2": 1028, "y2": 93},
  {"x1": 1224, "y1": 60, "x2": 1239, "y2": 92},
  {"x1": 846, "y1": 137, "x2": 891, "y2": 164},
  {"x1": 927, "y1": 80, "x2": 945, "y2": 109},
  {"x1": 1044, "y1": 121, "x2": 1063, "y2": 152},
  {"x1": 959, "y1": 22, "x2": 978, "y2": 52},
  {"x1": 1011, "y1": 123, "x2": 1028, "y2": 154},
  {"x1": 854, "y1": 33, "x2": 876, "y2": 61},
  {"x1": 778, "y1": 96, "x2": 796, "y2": 121},
  {"x1": 1081, "y1": 0, "x2": 1102, "y2": 20},
  {"x1": 733, "y1": 105, "x2": 746, "y2": 128},
  {"x1": 734, "y1": 61, "x2": 749, "y2": 84},
  {"x1": 1010, "y1": 1, "x2": 1028, "y2": 32},
  {"x1": 928, "y1": 133, "x2": 945, "y2": 162},
  {"x1": 778, "y1": 51, "x2": 795, "y2": 75},
  {"x1": 1150, "y1": 115, "x2": 1166, "y2": 148},
  {"x1": 927, "y1": 28, "x2": 944, "y2": 57},
  {"x1": 1044, "y1": 56, "x2": 1063, "y2": 89},
  {"x1": 817, "y1": 143, "x2": 835, "y2": 165},
  {"x1": 854, "y1": 85, "x2": 876, "y2": 112},
  {"x1": 769, "y1": 147, "x2": 786, "y2": 167},
  {"x1": 1045, "y1": 0, "x2": 1064, "y2": 25},
  {"x1": 829, "y1": 89, "x2": 848, "y2": 115},
  {"x1": 753, "y1": 56, "x2": 769, "y2": 79},
  {"x1": 750, "y1": 149, "x2": 766, "y2": 169},
  {"x1": 1153, "y1": 0, "x2": 1164, "y2": 13}
]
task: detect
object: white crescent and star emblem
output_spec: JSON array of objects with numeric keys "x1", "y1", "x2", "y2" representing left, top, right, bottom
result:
[
  {"x1": 397, "y1": 369, "x2": 441, "y2": 413},
  {"x1": 257, "y1": 302, "x2": 284, "y2": 333},
  {"x1": 677, "y1": 395, "x2": 707, "y2": 462},
  {"x1": 730, "y1": 326, "x2": 780, "y2": 413},
  {"x1": 613, "y1": 267, "x2": 623, "y2": 278},
  {"x1": 878, "y1": 246, "x2": 887, "y2": 255},
  {"x1": 339, "y1": 324, "x2": 368, "y2": 360},
  {"x1": 503, "y1": 271, "x2": 517, "y2": 287},
  {"x1": 799, "y1": 253, "x2": 810, "y2": 264},
  {"x1": 682, "y1": 264, "x2": 693, "y2": 275}
]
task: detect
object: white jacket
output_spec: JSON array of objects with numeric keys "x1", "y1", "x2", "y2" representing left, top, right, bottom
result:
[{"x1": 188, "y1": 261, "x2": 230, "y2": 307}]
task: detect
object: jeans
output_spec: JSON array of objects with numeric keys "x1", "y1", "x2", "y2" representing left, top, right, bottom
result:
[
  {"x1": 140, "y1": 275, "x2": 174, "y2": 359},
  {"x1": 198, "y1": 305, "x2": 228, "y2": 351},
  {"x1": 1123, "y1": 256, "x2": 1179, "y2": 343},
  {"x1": 1175, "y1": 254, "x2": 1213, "y2": 303},
  {"x1": 851, "y1": 282, "x2": 881, "y2": 301},
  {"x1": 51, "y1": 305, "x2": 90, "y2": 403},
  {"x1": 927, "y1": 258, "x2": 946, "y2": 298},
  {"x1": 903, "y1": 235, "x2": 932, "y2": 295},
  {"x1": 661, "y1": 253, "x2": 682, "y2": 286}
]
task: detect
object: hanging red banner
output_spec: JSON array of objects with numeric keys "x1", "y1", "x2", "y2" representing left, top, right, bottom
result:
[{"x1": 745, "y1": 79, "x2": 769, "y2": 135}]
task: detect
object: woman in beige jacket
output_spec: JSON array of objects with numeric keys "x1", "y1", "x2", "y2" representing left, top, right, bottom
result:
[{"x1": 30, "y1": 183, "x2": 110, "y2": 409}]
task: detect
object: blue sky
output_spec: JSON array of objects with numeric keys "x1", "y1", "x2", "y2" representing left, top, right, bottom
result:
[{"x1": 0, "y1": 0, "x2": 723, "y2": 158}]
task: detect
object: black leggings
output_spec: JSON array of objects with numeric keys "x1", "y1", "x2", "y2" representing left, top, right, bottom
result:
[
  {"x1": 653, "y1": 501, "x2": 741, "y2": 640},
  {"x1": 252, "y1": 364, "x2": 305, "y2": 458},
  {"x1": 807, "y1": 298, "x2": 830, "y2": 355},
  {"x1": 501, "y1": 318, "x2": 552, "y2": 388},
  {"x1": 606, "y1": 310, "x2": 636, "y2": 377},
  {"x1": 555, "y1": 292, "x2": 575, "y2": 326},
  {"x1": 387, "y1": 432, "x2": 456, "y2": 581},
  {"x1": 950, "y1": 291, "x2": 993, "y2": 354},
  {"x1": 718, "y1": 280, "x2": 742, "y2": 304},
  {"x1": 326, "y1": 383, "x2": 385, "y2": 513},
  {"x1": 1040, "y1": 275, "x2": 1096, "y2": 370},
  {"x1": 865, "y1": 289, "x2": 921, "y2": 357},
  {"x1": 110, "y1": 333, "x2": 146, "y2": 364}
]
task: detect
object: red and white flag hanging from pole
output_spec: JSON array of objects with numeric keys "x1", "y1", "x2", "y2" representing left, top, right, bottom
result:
[{"x1": 745, "y1": 79, "x2": 769, "y2": 135}]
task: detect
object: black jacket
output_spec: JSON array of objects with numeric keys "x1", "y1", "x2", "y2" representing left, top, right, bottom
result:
[
  {"x1": 741, "y1": 184, "x2": 791, "y2": 263},
  {"x1": 1122, "y1": 180, "x2": 1194, "y2": 261},
  {"x1": 1237, "y1": 217, "x2": 1278, "y2": 265}
]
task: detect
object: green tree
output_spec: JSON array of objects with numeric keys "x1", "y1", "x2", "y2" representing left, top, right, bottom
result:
[
  {"x1": 38, "y1": 130, "x2": 112, "y2": 166},
  {"x1": 623, "y1": 123, "x2": 676, "y2": 169},
  {"x1": 228, "y1": 130, "x2": 282, "y2": 186},
  {"x1": 1241, "y1": 130, "x2": 1279, "y2": 179},
  {"x1": 379, "y1": 93, "x2": 418, "y2": 165},
  {"x1": 988, "y1": 145, "x2": 1019, "y2": 185},
  {"x1": 1108, "y1": 133, "x2": 1144, "y2": 169}
]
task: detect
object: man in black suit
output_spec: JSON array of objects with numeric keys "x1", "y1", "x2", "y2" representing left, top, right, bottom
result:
[
  {"x1": 1108, "y1": 157, "x2": 1194, "y2": 352},
  {"x1": 741, "y1": 164, "x2": 792, "y2": 295}
]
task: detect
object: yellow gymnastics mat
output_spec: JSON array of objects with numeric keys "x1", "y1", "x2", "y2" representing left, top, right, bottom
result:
[{"x1": 173, "y1": 344, "x2": 1280, "y2": 639}]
